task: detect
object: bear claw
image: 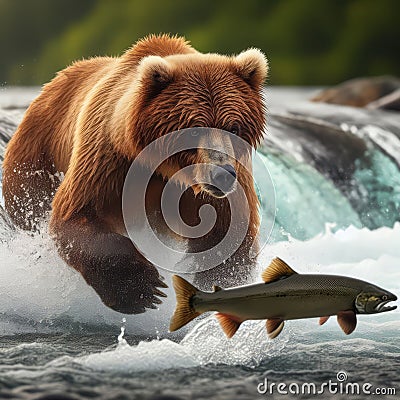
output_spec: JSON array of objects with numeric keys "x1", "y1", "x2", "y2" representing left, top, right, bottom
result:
[{"x1": 154, "y1": 288, "x2": 167, "y2": 297}]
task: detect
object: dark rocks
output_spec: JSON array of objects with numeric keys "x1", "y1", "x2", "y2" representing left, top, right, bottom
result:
[{"x1": 311, "y1": 76, "x2": 400, "y2": 110}]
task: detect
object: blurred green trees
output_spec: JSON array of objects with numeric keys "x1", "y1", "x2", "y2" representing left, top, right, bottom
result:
[{"x1": 0, "y1": 0, "x2": 399, "y2": 85}]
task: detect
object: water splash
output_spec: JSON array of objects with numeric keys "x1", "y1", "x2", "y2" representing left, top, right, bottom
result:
[
  {"x1": 0, "y1": 220, "x2": 399, "y2": 336},
  {"x1": 78, "y1": 338, "x2": 199, "y2": 373},
  {"x1": 117, "y1": 317, "x2": 127, "y2": 346},
  {"x1": 72, "y1": 307, "x2": 399, "y2": 373},
  {"x1": 180, "y1": 316, "x2": 289, "y2": 367}
]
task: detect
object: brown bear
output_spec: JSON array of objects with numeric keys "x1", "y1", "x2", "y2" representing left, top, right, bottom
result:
[{"x1": 2, "y1": 34, "x2": 268, "y2": 314}]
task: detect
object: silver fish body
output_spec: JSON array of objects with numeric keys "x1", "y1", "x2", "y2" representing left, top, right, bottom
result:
[
  {"x1": 194, "y1": 274, "x2": 370, "y2": 320},
  {"x1": 170, "y1": 258, "x2": 397, "y2": 338}
]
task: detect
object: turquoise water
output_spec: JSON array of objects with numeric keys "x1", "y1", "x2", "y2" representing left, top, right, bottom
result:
[
  {"x1": 257, "y1": 151, "x2": 362, "y2": 242},
  {"x1": 353, "y1": 148, "x2": 400, "y2": 228},
  {"x1": 257, "y1": 125, "x2": 400, "y2": 242}
]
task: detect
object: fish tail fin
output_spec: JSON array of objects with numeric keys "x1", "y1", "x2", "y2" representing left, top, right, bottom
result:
[{"x1": 169, "y1": 275, "x2": 201, "y2": 332}]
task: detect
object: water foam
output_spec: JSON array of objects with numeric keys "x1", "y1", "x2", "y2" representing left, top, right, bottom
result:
[
  {"x1": 0, "y1": 221, "x2": 399, "y2": 336},
  {"x1": 0, "y1": 225, "x2": 177, "y2": 336},
  {"x1": 0, "y1": 224, "x2": 399, "y2": 375},
  {"x1": 258, "y1": 223, "x2": 400, "y2": 295},
  {"x1": 70, "y1": 312, "x2": 400, "y2": 373},
  {"x1": 78, "y1": 338, "x2": 199, "y2": 372}
]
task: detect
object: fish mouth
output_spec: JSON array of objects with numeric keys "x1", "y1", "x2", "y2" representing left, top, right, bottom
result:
[{"x1": 374, "y1": 299, "x2": 397, "y2": 313}]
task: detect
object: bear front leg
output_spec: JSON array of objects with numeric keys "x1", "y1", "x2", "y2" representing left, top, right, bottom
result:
[{"x1": 50, "y1": 215, "x2": 167, "y2": 314}]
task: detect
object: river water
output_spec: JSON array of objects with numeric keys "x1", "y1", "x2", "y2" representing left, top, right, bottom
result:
[{"x1": 0, "y1": 87, "x2": 399, "y2": 399}]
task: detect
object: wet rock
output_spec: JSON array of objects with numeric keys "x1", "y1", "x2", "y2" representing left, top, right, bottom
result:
[
  {"x1": 311, "y1": 76, "x2": 400, "y2": 109},
  {"x1": 367, "y1": 88, "x2": 400, "y2": 111}
]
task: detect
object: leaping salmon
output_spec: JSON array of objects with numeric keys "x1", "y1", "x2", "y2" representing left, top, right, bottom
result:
[{"x1": 169, "y1": 258, "x2": 397, "y2": 338}]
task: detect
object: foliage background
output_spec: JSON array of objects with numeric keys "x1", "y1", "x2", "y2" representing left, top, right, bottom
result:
[{"x1": 1, "y1": 0, "x2": 399, "y2": 86}]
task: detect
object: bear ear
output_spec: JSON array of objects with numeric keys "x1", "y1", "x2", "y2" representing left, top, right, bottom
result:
[
  {"x1": 234, "y1": 48, "x2": 268, "y2": 88},
  {"x1": 137, "y1": 55, "x2": 174, "y2": 98}
]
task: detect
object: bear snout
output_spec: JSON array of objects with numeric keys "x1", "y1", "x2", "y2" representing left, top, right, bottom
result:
[{"x1": 206, "y1": 164, "x2": 237, "y2": 198}]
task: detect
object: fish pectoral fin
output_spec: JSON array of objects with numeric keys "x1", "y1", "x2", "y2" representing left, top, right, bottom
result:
[
  {"x1": 319, "y1": 316, "x2": 330, "y2": 326},
  {"x1": 262, "y1": 258, "x2": 298, "y2": 283},
  {"x1": 213, "y1": 285, "x2": 223, "y2": 292},
  {"x1": 266, "y1": 318, "x2": 285, "y2": 339},
  {"x1": 215, "y1": 313, "x2": 242, "y2": 338},
  {"x1": 337, "y1": 311, "x2": 357, "y2": 335}
]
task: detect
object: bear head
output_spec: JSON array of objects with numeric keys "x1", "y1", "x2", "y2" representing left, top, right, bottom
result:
[{"x1": 120, "y1": 47, "x2": 268, "y2": 198}]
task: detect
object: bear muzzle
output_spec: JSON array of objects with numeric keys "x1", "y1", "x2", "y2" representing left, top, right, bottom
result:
[{"x1": 204, "y1": 163, "x2": 237, "y2": 198}]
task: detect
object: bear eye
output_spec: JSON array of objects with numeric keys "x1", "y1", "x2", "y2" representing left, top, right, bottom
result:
[{"x1": 229, "y1": 124, "x2": 241, "y2": 135}]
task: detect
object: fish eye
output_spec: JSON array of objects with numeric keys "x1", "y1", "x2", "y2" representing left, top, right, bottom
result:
[{"x1": 382, "y1": 295, "x2": 388, "y2": 301}]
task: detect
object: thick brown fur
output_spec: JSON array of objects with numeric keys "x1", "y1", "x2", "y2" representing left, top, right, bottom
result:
[{"x1": 2, "y1": 34, "x2": 268, "y2": 313}]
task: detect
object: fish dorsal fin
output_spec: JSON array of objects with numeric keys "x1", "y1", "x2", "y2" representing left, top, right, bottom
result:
[
  {"x1": 213, "y1": 285, "x2": 223, "y2": 292},
  {"x1": 261, "y1": 257, "x2": 298, "y2": 283}
]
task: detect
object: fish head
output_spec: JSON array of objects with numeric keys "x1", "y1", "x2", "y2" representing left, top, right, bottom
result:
[{"x1": 355, "y1": 286, "x2": 397, "y2": 314}]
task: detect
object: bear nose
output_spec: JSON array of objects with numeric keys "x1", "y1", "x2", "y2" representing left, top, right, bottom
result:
[{"x1": 210, "y1": 164, "x2": 237, "y2": 193}]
